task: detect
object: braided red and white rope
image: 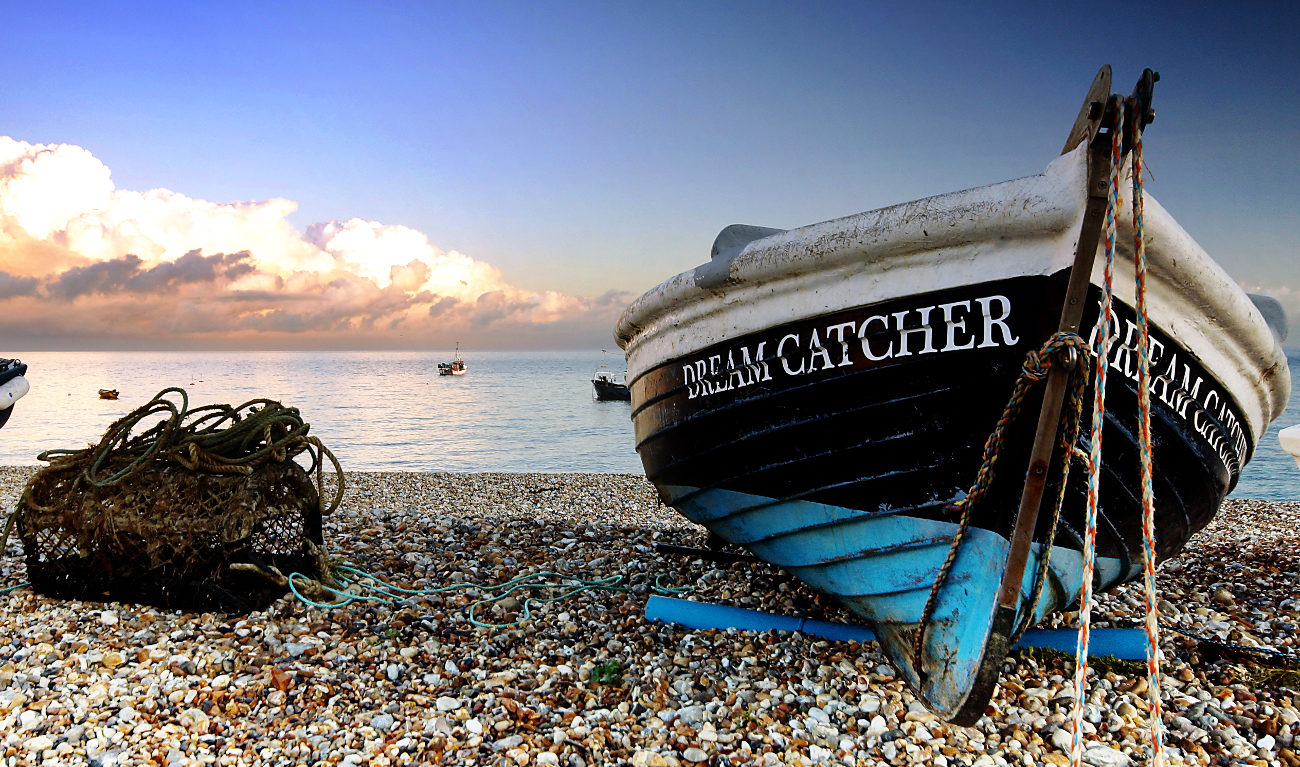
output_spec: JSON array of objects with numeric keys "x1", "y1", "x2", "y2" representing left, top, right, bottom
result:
[
  {"x1": 1070, "y1": 105, "x2": 1122, "y2": 767},
  {"x1": 1132, "y1": 120, "x2": 1167, "y2": 767}
]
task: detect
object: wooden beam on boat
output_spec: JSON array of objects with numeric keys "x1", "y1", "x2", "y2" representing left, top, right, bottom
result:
[
  {"x1": 967, "y1": 70, "x2": 1160, "y2": 725},
  {"x1": 994, "y1": 124, "x2": 1115, "y2": 614},
  {"x1": 995, "y1": 72, "x2": 1159, "y2": 622}
]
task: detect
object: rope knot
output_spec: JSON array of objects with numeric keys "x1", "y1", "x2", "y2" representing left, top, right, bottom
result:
[{"x1": 1022, "y1": 332, "x2": 1091, "y2": 381}]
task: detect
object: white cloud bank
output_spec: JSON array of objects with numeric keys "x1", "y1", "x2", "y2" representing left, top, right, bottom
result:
[{"x1": 0, "y1": 136, "x2": 625, "y2": 349}]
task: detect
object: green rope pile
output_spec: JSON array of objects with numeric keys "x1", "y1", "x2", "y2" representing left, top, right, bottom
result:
[
  {"x1": 3, "y1": 387, "x2": 343, "y2": 557},
  {"x1": 290, "y1": 565, "x2": 693, "y2": 630},
  {"x1": 2, "y1": 387, "x2": 693, "y2": 625},
  {"x1": 35, "y1": 386, "x2": 343, "y2": 499}
]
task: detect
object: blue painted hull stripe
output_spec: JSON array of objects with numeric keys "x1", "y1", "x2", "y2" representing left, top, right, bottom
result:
[{"x1": 664, "y1": 486, "x2": 1139, "y2": 715}]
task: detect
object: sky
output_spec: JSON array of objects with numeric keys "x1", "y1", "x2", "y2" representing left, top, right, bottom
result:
[{"x1": 1, "y1": 1, "x2": 1297, "y2": 351}]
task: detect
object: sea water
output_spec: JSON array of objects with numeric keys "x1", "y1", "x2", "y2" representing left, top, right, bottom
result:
[
  {"x1": 1, "y1": 349, "x2": 1297, "y2": 500},
  {"x1": 0, "y1": 350, "x2": 643, "y2": 474},
  {"x1": 1230, "y1": 349, "x2": 1300, "y2": 501}
]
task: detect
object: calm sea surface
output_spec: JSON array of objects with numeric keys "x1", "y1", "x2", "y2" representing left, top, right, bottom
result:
[
  {"x1": 0, "y1": 350, "x2": 643, "y2": 474},
  {"x1": 1, "y1": 350, "x2": 1297, "y2": 500}
]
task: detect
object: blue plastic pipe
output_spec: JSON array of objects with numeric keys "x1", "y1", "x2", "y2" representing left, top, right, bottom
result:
[{"x1": 645, "y1": 596, "x2": 1147, "y2": 659}]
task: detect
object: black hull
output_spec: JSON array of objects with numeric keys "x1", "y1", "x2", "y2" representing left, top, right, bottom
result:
[{"x1": 631, "y1": 274, "x2": 1249, "y2": 582}]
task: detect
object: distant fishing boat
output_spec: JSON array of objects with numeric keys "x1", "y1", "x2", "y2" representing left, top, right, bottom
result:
[
  {"x1": 614, "y1": 68, "x2": 1291, "y2": 722},
  {"x1": 592, "y1": 365, "x2": 631, "y2": 401},
  {"x1": 438, "y1": 343, "x2": 467, "y2": 376},
  {"x1": 98, "y1": 389, "x2": 119, "y2": 400},
  {"x1": 0, "y1": 358, "x2": 30, "y2": 430}
]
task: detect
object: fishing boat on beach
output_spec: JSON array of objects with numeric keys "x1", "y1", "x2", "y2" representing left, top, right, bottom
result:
[
  {"x1": 0, "y1": 358, "x2": 30, "y2": 430},
  {"x1": 438, "y1": 343, "x2": 467, "y2": 376},
  {"x1": 614, "y1": 68, "x2": 1291, "y2": 723}
]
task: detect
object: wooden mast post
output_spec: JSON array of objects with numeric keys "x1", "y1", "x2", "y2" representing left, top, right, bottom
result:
[{"x1": 946, "y1": 67, "x2": 1158, "y2": 725}]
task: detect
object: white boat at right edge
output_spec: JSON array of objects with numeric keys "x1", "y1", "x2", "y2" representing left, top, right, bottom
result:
[{"x1": 1281, "y1": 424, "x2": 1300, "y2": 469}]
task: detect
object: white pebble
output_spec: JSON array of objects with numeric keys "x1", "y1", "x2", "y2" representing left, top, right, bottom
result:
[{"x1": 435, "y1": 696, "x2": 461, "y2": 712}]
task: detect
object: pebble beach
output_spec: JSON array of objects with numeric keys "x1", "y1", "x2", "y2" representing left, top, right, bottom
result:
[{"x1": 0, "y1": 467, "x2": 1297, "y2": 767}]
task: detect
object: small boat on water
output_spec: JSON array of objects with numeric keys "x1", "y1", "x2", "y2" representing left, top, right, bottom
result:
[
  {"x1": 0, "y1": 358, "x2": 30, "y2": 430},
  {"x1": 592, "y1": 366, "x2": 631, "y2": 401},
  {"x1": 615, "y1": 67, "x2": 1291, "y2": 722},
  {"x1": 438, "y1": 343, "x2": 467, "y2": 376},
  {"x1": 98, "y1": 389, "x2": 120, "y2": 400}
]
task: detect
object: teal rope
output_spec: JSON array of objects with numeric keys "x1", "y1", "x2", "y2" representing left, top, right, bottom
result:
[
  {"x1": 289, "y1": 564, "x2": 695, "y2": 630},
  {"x1": 653, "y1": 573, "x2": 694, "y2": 595}
]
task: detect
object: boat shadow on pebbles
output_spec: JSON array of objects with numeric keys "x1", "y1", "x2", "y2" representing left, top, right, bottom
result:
[{"x1": 0, "y1": 467, "x2": 1295, "y2": 766}]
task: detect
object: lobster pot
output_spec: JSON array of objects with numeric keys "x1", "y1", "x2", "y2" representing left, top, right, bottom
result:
[{"x1": 17, "y1": 459, "x2": 326, "y2": 613}]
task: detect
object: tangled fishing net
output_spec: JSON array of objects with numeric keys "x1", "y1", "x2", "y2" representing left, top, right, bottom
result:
[{"x1": 10, "y1": 387, "x2": 344, "y2": 613}]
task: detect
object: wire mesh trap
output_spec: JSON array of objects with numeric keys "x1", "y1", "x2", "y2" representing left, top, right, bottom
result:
[{"x1": 13, "y1": 387, "x2": 344, "y2": 613}]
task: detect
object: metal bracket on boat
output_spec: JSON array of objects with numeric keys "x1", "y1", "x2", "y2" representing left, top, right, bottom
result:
[
  {"x1": 1061, "y1": 66, "x2": 1158, "y2": 157},
  {"x1": 1123, "y1": 69, "x2": 1158, "y2": 155},
  {"x1": 942, "y1": 68, "x2": 1160, "y2": 726},
  {"x1": 1061, "y1": 66, "x2": 1112, "y2": 155}
]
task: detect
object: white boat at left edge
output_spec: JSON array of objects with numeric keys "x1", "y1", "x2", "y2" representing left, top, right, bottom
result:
[{"x1": 0, "y1": 358, "x2": 30, "y2": 430}]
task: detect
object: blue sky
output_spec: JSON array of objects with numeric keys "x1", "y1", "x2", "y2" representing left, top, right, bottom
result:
[{"x1": 1, "y1": 1, "x2": 1297, "y2": 348}]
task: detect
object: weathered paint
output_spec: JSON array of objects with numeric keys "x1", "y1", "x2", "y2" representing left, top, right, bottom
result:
[{"x1": 662, "y1": 484, "x2": 1137, "y2": 720}]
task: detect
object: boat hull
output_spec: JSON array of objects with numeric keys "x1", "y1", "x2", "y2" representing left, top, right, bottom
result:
[
  {"x1": 1282, "y1": 425, "x2": 1300, "y2": 469},
  {"x1": 629, "y1": 273, "x2": 1255, "y2": 718}
]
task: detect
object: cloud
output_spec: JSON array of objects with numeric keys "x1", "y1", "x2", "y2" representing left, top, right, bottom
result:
[
  {"x1": 44, "y1": 254, "x2": 145, "y2": 299},
  {"x1": 0, "y1": 136, "x2": 619, "y2": 349},
  {"x1": 0, "y1": 271, "x2": 38, "y2": 299},
  {"x1": 44, "y1": 250, "x2": 256, "y2": 300}
]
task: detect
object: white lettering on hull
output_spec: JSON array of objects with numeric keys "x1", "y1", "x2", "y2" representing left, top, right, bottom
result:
[
  {"x1": 683, "y1": 341, "x2": 772, "y2": 399},
  {"x1": 1089, "y1": 308, "x2": 1247, "y2": 476},
  {"x1": 682, "y1": 294, "x2": 1020, "y2": 399}
]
